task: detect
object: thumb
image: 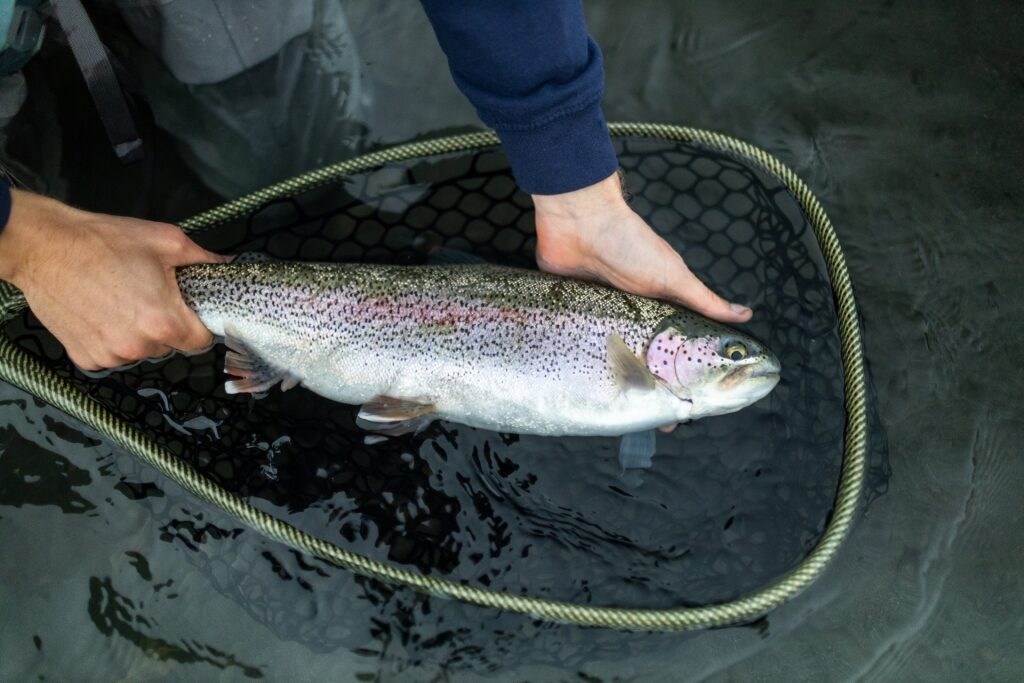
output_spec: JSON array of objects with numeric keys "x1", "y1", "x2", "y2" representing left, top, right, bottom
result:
[{"x1": 167, "y1": 227, "x2": 231, "y2": 266}]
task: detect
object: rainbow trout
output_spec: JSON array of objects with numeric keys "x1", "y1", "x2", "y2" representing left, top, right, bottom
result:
[{"x1": 177, "y1": 261, "x2": 780, "y2": 440}]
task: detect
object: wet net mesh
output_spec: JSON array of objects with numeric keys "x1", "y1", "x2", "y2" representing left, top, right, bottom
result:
[{"x1": 3, "y1": 137, "x2": 887, "y2": 655}]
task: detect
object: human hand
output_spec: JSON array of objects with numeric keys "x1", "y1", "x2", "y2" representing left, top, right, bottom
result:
[
  {"x1": 532, "y1": 172, "x2": 752, "y2": 324},
  {"x1": 0, "y1": 189, "x2": 228, "y2": 371}
]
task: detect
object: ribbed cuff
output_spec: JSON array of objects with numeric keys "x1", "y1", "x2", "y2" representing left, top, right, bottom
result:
[
  {"x1": 494, "y1": 99, "x2": 619, "y2": 196},
  {"x1": 0, "y1": 178, "x2": 11, "y2": 235}
]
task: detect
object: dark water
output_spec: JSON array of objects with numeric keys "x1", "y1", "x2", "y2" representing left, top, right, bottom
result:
[{"x1": 1, "y1": 2, "x2": 1021, "y2": 681}]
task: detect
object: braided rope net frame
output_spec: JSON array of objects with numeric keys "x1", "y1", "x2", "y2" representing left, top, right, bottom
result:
[{"x1": 0, "y1": 124, "x2": 866, "y2": 630}]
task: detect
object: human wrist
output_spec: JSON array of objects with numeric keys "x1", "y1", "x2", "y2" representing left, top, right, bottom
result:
[
  {"x1": 531, "y1": 171, "x2": 628, "y2": 222},
  {"x1": 0, "y1": 189, "x2": 67, "y2": 284}
]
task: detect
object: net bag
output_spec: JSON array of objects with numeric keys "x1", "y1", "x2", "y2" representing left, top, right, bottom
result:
[{"x1": 0, "y1": 124, "x2": 868, "y2": 631}]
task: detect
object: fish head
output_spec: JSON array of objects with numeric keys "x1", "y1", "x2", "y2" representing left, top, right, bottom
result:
[{"x1": 646, "y1": 314, "x2": 781, "y2": 418}]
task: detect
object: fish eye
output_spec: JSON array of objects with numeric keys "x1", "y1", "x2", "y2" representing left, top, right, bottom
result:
[{"x1": 722, "y1": 341, "x2": 749, "y2": 361}]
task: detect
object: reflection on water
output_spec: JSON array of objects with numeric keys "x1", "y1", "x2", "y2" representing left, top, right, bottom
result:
[
  {"x1": 88, "y1": 574, "x2": 263, "y2": 679},
  {"x1": 0, "y1": 427, "x2": 97, "y2": 515}
]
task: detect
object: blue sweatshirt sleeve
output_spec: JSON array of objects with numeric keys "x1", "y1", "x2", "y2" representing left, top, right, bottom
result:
[{"x1": 420, "y1": 0, "x2": 619, "y2": 195}]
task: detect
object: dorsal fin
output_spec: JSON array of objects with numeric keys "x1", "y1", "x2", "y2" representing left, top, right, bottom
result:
[{"x1": 607, "y1": 334, "x2": 657, "y2": 392}]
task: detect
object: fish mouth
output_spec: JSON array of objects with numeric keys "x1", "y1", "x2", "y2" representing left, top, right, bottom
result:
[
  {"x1": 720, "y1": 358, "x2": 781, "y2": 390},
  {"x1": 748, "y1": 367, "x2": 781, "y2": 380},
  {"x1": 749, "y1": 356, "x2": 782, "y2": 380}
]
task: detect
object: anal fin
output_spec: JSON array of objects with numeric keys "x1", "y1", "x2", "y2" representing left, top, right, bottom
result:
[
  {"x1": 223, "y1": 325, "x2": 300, "y2": 395},
  {"x1": 356, "y1": 395, "x2": 436, "y2": 436},
  {"x1": 355, "y1": 414, "x2": 434, "y2": 437}
]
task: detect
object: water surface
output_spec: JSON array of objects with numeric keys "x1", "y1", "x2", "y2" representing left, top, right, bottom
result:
[{"x1": 1, "y1": 2, "x2": 1021, "y2": 681}]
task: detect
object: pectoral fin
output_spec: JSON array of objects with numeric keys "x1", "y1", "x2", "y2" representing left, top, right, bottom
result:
[
  {"x1": 357, "y1": 395, "x2": 436, "y2": 435},
  {"x1": 607, "y1": 334, "x2": 657, "y2": 392},
  {"x1": 618, "y1": 430, "x2": 657, "y2": 471},
  {"x1": 222, "y1": 326, "x2": 300, "y2": 394}
]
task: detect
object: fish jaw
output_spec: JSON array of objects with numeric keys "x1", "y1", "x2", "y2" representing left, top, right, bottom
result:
[{"x1": 688, "y1": 356, "x2": 781, "y2": 418}]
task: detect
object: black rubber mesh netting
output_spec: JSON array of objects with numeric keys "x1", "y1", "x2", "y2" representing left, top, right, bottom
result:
[{"x1": 3, "y1": 137, "x2": 887, "y2": 659}]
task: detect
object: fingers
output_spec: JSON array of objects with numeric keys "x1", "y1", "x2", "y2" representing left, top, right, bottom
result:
[
  {"x1": 137, "y1": 288, "x2": 212, "y2": 355},
  {"x1": 157, "y1": 227, "x2": 221, "y2": 351},
  {"x1": 66, "y1": 341, "x2": 172, "y2": 372},
  {"x1": 666, "y1": 264, "x2": 753, "y2": 324},
  {"x1": 170, "y1": 301, "x2": 214, "y2": 353},
  {"x1": 68, "y1": 302, "x2": 206, "y2": 370},
  {"x1": 68, "y1": 326, "x2": 199, "y2": 371},
  {"x1": 66, "y1": 347, "x2": 121, "y2": 373},
  {"x1": 538, "y1": 203, "x2": 757, "y2": 324},
  {"x1": 146, "y1": 226, "x2": 218, "y2": 353},
  {"x1": 66, "y1": 313, "x2": 208, "y2": 371}
]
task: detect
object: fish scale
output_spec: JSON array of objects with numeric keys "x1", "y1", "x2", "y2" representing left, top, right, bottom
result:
[{"x1": 177, "y1": 261, "x2": 780, "y2": 437}]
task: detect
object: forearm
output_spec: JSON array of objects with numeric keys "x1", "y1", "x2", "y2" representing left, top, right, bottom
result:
[
  {"x1": 420, "y1": 0, "x2": 618, "y2": 195},
  {"x1": 0, "y1": 188, "x2": 63, "y2": 284}
]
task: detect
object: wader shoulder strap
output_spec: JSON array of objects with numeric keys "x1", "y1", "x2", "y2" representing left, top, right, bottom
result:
[{"x1": 50, "y1": 0, "x2": 142, "y2": 163}]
